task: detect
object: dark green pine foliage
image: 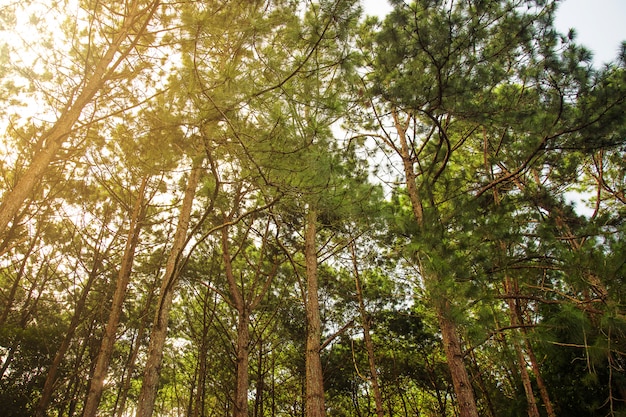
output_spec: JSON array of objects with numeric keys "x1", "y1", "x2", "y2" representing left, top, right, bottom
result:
[{"x1": 356, "y1": 0, "x2": 626, "y2": 415}]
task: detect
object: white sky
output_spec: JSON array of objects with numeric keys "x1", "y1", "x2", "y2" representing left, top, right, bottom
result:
[{"x1": 361, "y1": 0, "x2": 626, "y2": 67}]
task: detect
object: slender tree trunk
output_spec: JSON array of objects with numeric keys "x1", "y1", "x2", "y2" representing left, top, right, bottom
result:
[
  {"x1": 304, "y1": 208, "x2": 325, "y2": 417},
  {"x1": 191, "y1": 331, "x2": 208, "y2": 417},
  {"x1": 0, "y1": 0, "x2": 160, "y2": 236},
  {"x1": 521, "y1": 312, "x2": 556, "y2": 417},
  {"x1": 114, "y1": 279, "x2": 157, "y2": 417},
  {"x1": 234, "y1": 312, "x2": 251, "y2": 417},
  {"x1": 222, "y1": 223, "x2": 252, "y2": 417},
  {"x1": 0, "y1": 257, "x2": 52, "y2": 378},
  {"x1": 135, "y1": 164, "x2": 201, "y2": 417},
  {"x1": 81, "y1": 177, "x2": 148, "y2": 417},
  {"x1": 254, "y1": 338, "x2": 265, "y2": 417},
  {"x1": 350, "y1": 242, "x2": 384, "y2": 417},
  {"x1": 504, "y1": 276, "x2": 540, "y2": 417},
  {"x1": 436, "y1": 304, "x2": 479, "y2": 417},
  {"x1": 394, "y1": 109, "x2": 479, "y2": 417},
  {"x1": 468, "y1": 350, "x2": 496, "y2": 417},
  {"x1": 489, "y1": 164, "x2": 556, "y2": 417},
  {"x1": 35, "y1": 250, "x2": 103, "y2": 417},
  {"x1": 0, "y1": 222, "x2": 41, "y2": 326},
  {"x1": 190, "y1": 290, "x2": 215, "y2": 417}
]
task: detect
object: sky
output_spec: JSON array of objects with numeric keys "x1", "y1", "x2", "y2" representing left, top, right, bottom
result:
[{"x1": 361, "y1": 0, "x2": 626, "y2": 67}]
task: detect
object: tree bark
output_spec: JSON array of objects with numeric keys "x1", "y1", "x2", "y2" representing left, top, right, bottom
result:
[
  {"x1": 135, "y1": 163, "x2": 201, "y2": 417},
  {"x1": 437, "y1": 304, "x2": 479, "y2": 417},
  {"x1": 222, "y1": 224, "x2": 251, "y2": 417},
  {"x1": 81, "y1": 176, "x2": 149, "y2": 417},
  {"x1": 35, "y1": 246, "x2": 104, "y2": 417},
  {"x1": 0, "y1": 222, "x2": 41, "y2": 326},
  {"x1": 190, "y1": 290, "x2": 215, "y2": 417},
  {"x1": 521, "y1": 310, "x2": 556, "y2": 417},
  {"x1": 304, "y1": 208, "x2": 326, "y2": 417},
  {"x1": 505, "y1": 296, "x2": 540, "y2": 417},
  {"x1": 254, "y1": 337, "x2": 265, "y2": 417},
  {"x1": 350, "y1": 242, "x2": 384, "y2": 417},
  {"x1": 114, "y1": 278, "x2": 158, "y2": 417},
  {"x1": 491, "y1": 167, "x2": 556, "y2": 417},
  {"x1": 394, "y1": 109, "x2": 479, "y2": 417}
]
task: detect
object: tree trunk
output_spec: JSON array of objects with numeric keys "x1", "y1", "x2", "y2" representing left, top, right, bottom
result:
[
  {"x1": 35, "y1": 246, "x2": 104, "y2": 417},
  {"x1": 234, "y1": 312, "x2": 251, "y2": 417},
  {"x1": 190, "y1": 290, "x2": 215, "y2": 417},
  {"x1": 304, "y1": 208, "x2": 326, "y2": 417},
  {"x1": 350, "y1": 242, "x2": 384, "y2": 417},
  {"x1": 493, "y1": 174, "x2": 556, "y2": 417},
  {"x1": 504, "y1": 276, "x2": 540, "y2": 417},
  {"x1": 0, "y1": 0, "x2": 160, "y2": 236},
  {"x1": 222, "y1": 223, "x2": 251, "y2": 417},
  {"x1": 254, "y1": 338, "x2": 265, "y2": 417},
  {"x1": 522, "y1": 311, "x2": 556, "y2": 417},
  {"x1": 394, "y1": 109, "x2": 479, "y2": 417},
  {"x1": 114, "y1": 278, "x2": 158, "y2": 417},
  {"x1": 0, "y1": 255, "x2": 52, "y2": 379},
  {"x1": 81, "y1": 176, "x2": 148, "y2": 417},
  {"x1": 0, "y1": 222, "x2": 41, "y2": 326},
  {"x1": 135, "y1": 164, "x2": 201, "y2": 417},
  {"x1": 437, "y1": 304, "x2": 479, "y2": 417}
]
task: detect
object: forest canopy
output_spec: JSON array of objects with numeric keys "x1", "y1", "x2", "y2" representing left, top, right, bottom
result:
[{"x1": 0, "y1": 1, "x2": 625, "y2": 416}]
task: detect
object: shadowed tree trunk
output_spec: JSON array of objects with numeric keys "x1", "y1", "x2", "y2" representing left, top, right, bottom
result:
[
  {"x1": 35, "y1": 216, "x2": 115, "y2": 417},
  {"x1": 304, "y1": 208, "x2": 325, "y2": 417},
  {"x1": 135, "y1": 163, "x2": 202, "y2": 417},
  {"x1": 394, "y1": 111, "x2": 479, "y2": 417},
  {"x1": 350, "y1": 241, "x2": 384, "y2": 417},
  {"x1": 81, "y1": 176, "x2": 149, "y2": 417},
  {"x1": 114, "y1": 277, "x2": 158, "y2": 417},
  {"x1": 504, "y1": 276, "x2": 540, "y2": 417},
  {"x1": 222, "y1": 223, "x2": 251, "y2": 417}
]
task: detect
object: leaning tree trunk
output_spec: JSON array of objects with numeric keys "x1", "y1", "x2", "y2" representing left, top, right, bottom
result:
[
  {"x1": 436, "y1": 303, "x2": 479, "y2": 417},
  {"x1": 222, "y1": 224, "x2": 251, "y2": 417},
  {"x1": 350, "y1": 241, "x2": 384, "y2": 417},
  {"x1": 81, "y1": 176, "x2": 149, "y2": 417},
  {"x1": 114, "y1": 277, "x2": 158, "y2": 417},
  {"x1": 0, "y1": 0, "x2": 160, "y2": 237},
  {"x1": 504, "y1": 276, "x2": 540, "y2": 417},
  {"x1": 35, "y1": 228, "x2": 108, "y2": 417},
  {"x1": 494, "y1": 171, "x2": 557, "y2": 417},
  {"x1": 304, "y1": 208, "x2": 325, "y2": 417},
  {"x1": 394, "y1": 110, "x2": 479, "y2": 417},
  {"x1": 135, "y1": 164, "x2": 202, "y2": 417}
]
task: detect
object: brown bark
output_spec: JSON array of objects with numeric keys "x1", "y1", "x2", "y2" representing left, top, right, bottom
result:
[
  {"x1": 393, "y1": 110, "x2": 423, "y2": 225},
  {"x1": 35, "y1": 240, "x2": 106, "y2": 417},
  {"x1": 222, "y1": 224, "x2": 251, "y2": 417},
  {"x1": 522, "y1": 313, "x2": 556, "y2": 417},
  {"x1": 254, "y1": 338, "x2": 265, "y2": 417},
  {"x1": 0, "y1": 222, "x2": 41, "y2": 326},
  {"x1": 489, "y1": 160, "x2": 556, "y2": 417},
  {"x1": 135, "y1": 164, "x2": 201, "y2": 417},
  {"x1": 304, "y1": 208, "x2": 326, "y2": 417},
  {"x1": 504, "y1": 277, "x2": 540, "y2": 417},
  {"x1": 350, "y1": 242, "x2": 384, "y2": 417},
  {"x1": 0, "y1": 0, "x2": 160, "y2": 237},
  {"x1": 81, "y1": 176, "x2": 148, "y2": 417},
  {"x1": 393, "y1": 109, "x2": 479, "y2": 417},
  {"x1": 190, "y1": 290, "x2": 216, "y2": 417},
  {"x1": 437, "y1": 304, "x2": 479, "y2": 417},
  {"x1": 114, "y1": 279, "x2": 158, "y2": 417}
]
